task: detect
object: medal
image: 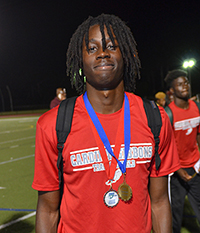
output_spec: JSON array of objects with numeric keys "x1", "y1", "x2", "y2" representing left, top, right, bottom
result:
[
  {"x1": 103, "y1": 183, "x2": 119, "y2": 208},
  {"x1": 83, "y1": 92, "x2": 132, "y2": 207},
  {"x1": 118, "y1": 173, "x2": 132, "y2": 201}
]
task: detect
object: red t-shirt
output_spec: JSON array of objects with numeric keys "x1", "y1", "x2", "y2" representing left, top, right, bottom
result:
[
  {"x1": 50, "y1": 97, "x2": 61, "y2": 109},
  {"x1": 168, "y1": 100, "x2": 200, "y2": 167},
  {"x1": 32, "y1": 92, "x2": 180, "y2": 233}
]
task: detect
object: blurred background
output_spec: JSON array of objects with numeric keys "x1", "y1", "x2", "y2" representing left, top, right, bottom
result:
[{"x1": 0, "y1": 0, "x2": 200, "y2": 111}]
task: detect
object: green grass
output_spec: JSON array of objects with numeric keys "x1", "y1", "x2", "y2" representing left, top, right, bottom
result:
[
  {"x1": 0, "y1": 109, "x2": 48, "y2": 117},
  {"x1": 0, "y1": 114, "x2": 40, "y2": 233},
  {"x1": 0, "y1": 113, "x2": 199, "y2": 232},
  {"x1": 181, "y1": 196, "x2": 200, "y2": 233}
]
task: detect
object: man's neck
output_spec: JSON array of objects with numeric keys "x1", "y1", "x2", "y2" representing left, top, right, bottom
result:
[
  {"x1": 85, "y1": 82, "x2": 125, "y2": 114},
  {"x1": 174, "y1": 97, "x2": 189, "y2": 109}
]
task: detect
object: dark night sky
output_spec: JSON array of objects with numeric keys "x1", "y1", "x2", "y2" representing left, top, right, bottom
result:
[{"x1": 0, "y1": 0, "x2": 200, "y2": 111}]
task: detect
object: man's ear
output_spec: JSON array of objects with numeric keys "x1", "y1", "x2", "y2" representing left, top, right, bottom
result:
[{"x1": 169, "y1": 87, "x2": 174, "y2": 94}]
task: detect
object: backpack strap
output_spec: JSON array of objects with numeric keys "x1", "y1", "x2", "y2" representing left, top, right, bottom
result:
[
  {"x1": 56, "y1": 96, "x2": 77, "y2": 195},
  {"x1": 194, "y1": 100, "x2": 200, "y2": 114},
  {"x1": 142, "y1": 99, "x2": 162, "y2": 170},
  {"x1": 164, "y1": 106, "x2": 173, "y2": 125}
]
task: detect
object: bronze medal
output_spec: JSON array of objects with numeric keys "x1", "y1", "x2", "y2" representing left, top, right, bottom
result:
[
  {"x1": 118, "y1": 173, "x2": 132, "y2": 201},
  {"x1": 118, "y1": 183, "x2": 132, "y2": 201}
]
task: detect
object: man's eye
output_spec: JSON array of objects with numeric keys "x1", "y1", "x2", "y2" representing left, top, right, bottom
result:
[
  {"x1": 88, "y1": 47, "x2": 97, "y2": 53},
  {"x1": 107, "y1": 45, "x2": 116, "y2": 50}
]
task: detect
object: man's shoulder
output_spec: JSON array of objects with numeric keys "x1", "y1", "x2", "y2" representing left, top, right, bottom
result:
[
  {"x1": 125, "y1": 92, "x2": 143, "y2": 106},
  {"x1": 125, "y1": 92, "x2": 140, "y2": 99},
  {"x1": 190, "y1": 99, "x2": 200, "y2": 112},
  {"x1": 39, "y1": 95, "x2": 83, "y2": 125},
  {"x1": 51, "y1": 97, "x2": 60, "y2": 103},
  {"x1": 167, "y1": 101, "x2": 174, "y2": 108},
  {"x1": 165, "y1": 101, "x2": 180, "y2": 113},
  {"x1": 37, "y1": 106, "x2": 59, "y2": 129}
]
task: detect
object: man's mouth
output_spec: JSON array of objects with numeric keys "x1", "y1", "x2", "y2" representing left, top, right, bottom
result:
[
  {"x1": 181, "y1": 90, "x2": 189, "y2": 96},
  {"x1": 94, "y1": 63, "x2": 114, "y2": 70},
  {"x1": 182, "y1": 89, "x2": 189, "y2": 93}
]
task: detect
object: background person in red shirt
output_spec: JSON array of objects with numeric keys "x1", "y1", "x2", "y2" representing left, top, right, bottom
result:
[
  {"x1": 165, "y1": 69, "x2": 200, "y2": 233},
  {"x1": 50, "y1": 87, "x2": 67, "y2": 109}
]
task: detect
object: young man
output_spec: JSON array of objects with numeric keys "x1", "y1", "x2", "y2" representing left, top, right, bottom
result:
[
  {"x1": 165, "y1": 69, "x2": 200, "y2": 233},
  {"x1": 155, "y1": 91, "x2": 166, "y2": 107},
  {"x1": 32, "y1": 14, "x2": 180, "y2": 233}
]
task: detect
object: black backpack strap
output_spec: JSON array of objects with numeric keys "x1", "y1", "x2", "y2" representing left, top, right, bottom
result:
[
  {"x1": 56, "y1": 96, "x2": 77, "y2": 194},
  {"x1": 143, "y1": 99, "x2": 162, "y2": 170},
  {"x1": 164, "y1": 106, "x2": 173, "y2": 125},
  {"x1": 194, "y1": 100, "x2": 200, "y2": 114}
]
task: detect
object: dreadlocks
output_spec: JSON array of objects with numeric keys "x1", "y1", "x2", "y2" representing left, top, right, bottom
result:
[
  {"x1": 66, "y1": 13, "x2": 141, "y2": 94},
  {"x1": 164, "y1": 69, "x2": 188, "y2": 89}
]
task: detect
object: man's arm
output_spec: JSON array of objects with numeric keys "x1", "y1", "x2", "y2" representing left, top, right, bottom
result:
[
  {"x1": 176, "y1": 133, "x2": 200, "y2": 179},
  {"x1": 197, "y1": 133, "x2": 200, "y2": 148},
  {"x1": 149, "y1": 176, "x2": 172, "y2": 233},
  {"x1": 196, "y1": 133, "x2": 200, "y2": 173},
  {"x1": 35, "y1": 190, "x2": 60, "y2": 233}
]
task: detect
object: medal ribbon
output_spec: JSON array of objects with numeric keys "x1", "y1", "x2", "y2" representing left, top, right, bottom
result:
[
  {"x1": 86, "y1": 103, "x2": 123, "y2": 180},
  {"x1": 83, "y1": 92, "x2": 130, "y2": 175}
]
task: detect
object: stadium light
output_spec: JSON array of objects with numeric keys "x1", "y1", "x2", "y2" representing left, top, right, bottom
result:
[
  {"x1": 182, "y1": 58, "x2": 196, "y2": 69},
  {"x1": 182, "y1": 58, "x2": 196, "y2": 97}
]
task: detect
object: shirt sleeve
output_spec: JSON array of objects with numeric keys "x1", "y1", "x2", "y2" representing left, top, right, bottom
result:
[
  {"x1": 32, "y1": 111, "x2": 59, "y2": 191},
  {"x1": 150, "y1": 107, "x2": 181, "y2": 177}
]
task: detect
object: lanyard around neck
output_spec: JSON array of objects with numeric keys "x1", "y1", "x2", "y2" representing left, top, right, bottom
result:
[{"x1": 83, "y1": 92, "x2": 130, "y2": 174}]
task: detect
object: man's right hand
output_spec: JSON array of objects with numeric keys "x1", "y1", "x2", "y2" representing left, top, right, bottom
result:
[{"x1": 176, "y1": 168, "x2": 193, "y2": 182}]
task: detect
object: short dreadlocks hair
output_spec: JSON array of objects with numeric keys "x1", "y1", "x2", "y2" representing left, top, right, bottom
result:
[
  {"x1": 164, "y1": 69, "x2": 188, "y2": 89},
  {"x1": 66, "y1": 13, "x2": 141, "y2": 94}
]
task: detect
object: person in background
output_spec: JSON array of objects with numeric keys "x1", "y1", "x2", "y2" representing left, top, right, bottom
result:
[
  {"x1": 32, "y1": 14, "x2": 180, "y2": 233},
  {"x1": 164, "y1": 69, "x2": 200, "y2": 233},
  {"x1": 155, "y1": 91, "x2": 166, "y2": 107},
  {"x1": 50, "y1": 87, "x2": 67, "y2": 109},
  {"x1": 190, "y1": 95, "x2": 197, "y2": 101}
]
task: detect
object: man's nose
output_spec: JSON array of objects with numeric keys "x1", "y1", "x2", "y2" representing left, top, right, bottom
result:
[{"x1": 96, "y1": 48, "x2": 110, "y2": 59}]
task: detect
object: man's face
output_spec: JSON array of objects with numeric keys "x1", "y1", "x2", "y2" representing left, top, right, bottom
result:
[
  {"x1": 82, "y1": 24, "x2": 124, "y2": 90},
  {"x1": 57, "y1": 88, "x2": 66, "y2": 100},
  {"x1": 157, "y1": 98, "x2": 166, "y2": 107},
  {"x1": 171, "y1": 76, "x2": 190, "y2": 100}
]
